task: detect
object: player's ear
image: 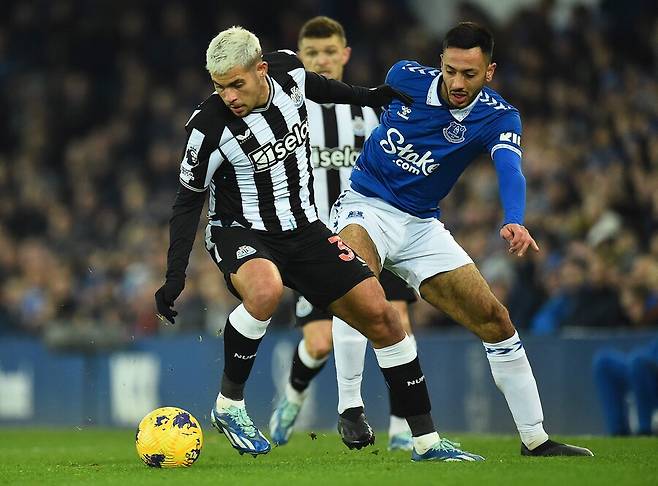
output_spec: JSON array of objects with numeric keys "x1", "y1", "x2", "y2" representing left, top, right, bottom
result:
[
  {"x1": 485, "y1": 62, "x2": 496, "y2": 82},
  {"x1": 257, "y1": 61, "x2": 268, "y2": 78},
  {"x1": 342, "y1": 46, "x2": 352, "y2": 65}
]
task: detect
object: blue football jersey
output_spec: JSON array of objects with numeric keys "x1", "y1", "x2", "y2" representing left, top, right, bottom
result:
[{"x1": 351, "y1": 60, "x2": 524, "y2": 220}]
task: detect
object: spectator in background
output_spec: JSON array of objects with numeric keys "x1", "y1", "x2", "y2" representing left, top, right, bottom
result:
[
  {"x1": 593, "y1": 338, "x2": 658, "y2": 436},
  {"x1": 529, "y1": 243, "x2": 629, "y2": 334},
  {"x1": 529, "y1": 256, "x2": 587, "y2": 335},
  {"x1": 591, "y1": 258, "x2": 658, "y2": 435},
  {"x1": 0, "y1": 0, "x2": 656, "y2": 336}
]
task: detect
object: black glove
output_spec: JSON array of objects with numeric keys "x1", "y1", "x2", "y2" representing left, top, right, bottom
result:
[
  {"x1": 368, "y1": 84, "x2": 414, "y2": 108},
  {"x1": 155, "y1": 280, "x2": 184, "y2": 324}
]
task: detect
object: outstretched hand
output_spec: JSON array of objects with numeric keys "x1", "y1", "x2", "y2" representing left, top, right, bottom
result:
[
  {"x1": 369, "y1": 84, "x2": 414, "y2": 108},
  {"x1": 500, "y1": 224, "x2": 539, "y2": 257}
]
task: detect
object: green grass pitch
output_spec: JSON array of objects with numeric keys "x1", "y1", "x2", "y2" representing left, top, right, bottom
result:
[{"x1": 1, "y1": 428, "x2": 656, "y2": 485}]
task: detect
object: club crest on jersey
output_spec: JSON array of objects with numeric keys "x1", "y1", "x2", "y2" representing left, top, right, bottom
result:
[
  {"x1": 290, "y1": 86, "x2": 304, "y2": 108},
  {"x1": 443, "y1": 121, "x2": 467, "y2": 144},
  {"x1": 352, "y1": 116, "x2": 365, "y2": 137},
  {"x1": 236, "y1": 245, "x2": 257, "y2": 259}
]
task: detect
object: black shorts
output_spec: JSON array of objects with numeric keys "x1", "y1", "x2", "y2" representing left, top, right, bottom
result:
[
  {"x1": 205, "y1": 220, "x2": 373, "y2": 310},
  {"x1": 379, "y1": 268, "x2": 417, "y2": 303},
  {"x1": 294, "y1": 268, "x2": 417, "y2": 327}
]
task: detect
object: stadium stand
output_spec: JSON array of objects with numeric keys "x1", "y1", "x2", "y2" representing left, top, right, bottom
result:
[{"x1": 0, "y1": 0, "x2": 656, "y2": 342}]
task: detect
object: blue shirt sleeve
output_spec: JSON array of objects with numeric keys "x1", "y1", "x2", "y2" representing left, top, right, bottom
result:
[
  {"x1": 492, "y1": 147, "x2": 526, "y2": 225},
  {"x1": 384, "y1": 60, "x2": 414, "y2": 87},
  {"x1": 482, "y1": 108, "x2": 523, "y2": 153},
  {"x1": 481, "y1": 109, "x2": 525, "y2": 225}
]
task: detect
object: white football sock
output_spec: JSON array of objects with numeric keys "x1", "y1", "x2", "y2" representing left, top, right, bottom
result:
[
  {"x1": 413, "y1": 431, "x2": 440, "y2": 454},
  {"x1": 216, "y1": 393, "x2": 245, "y2": 410},
  {"x1": 229, "y1": 304, "x2": 270, "y2": 339},
  {"x1": 388, "y1": 333, "x2": 414, "y2": 437},
  {"x1": 388, "y1": 414, "x2": 410, "y2": 437},
  {"x1": 408, "y1": 333, "x2": 417, "y2": 350},
  {"x1": 372, "y1": 334, "x2": 416, "y2": 368},
  {"x1": 298, "y1": 338, "x2": 329, "y2": 369},
  {"x1": 284, "y1": 382, "x2": 307, "y2": 406},
  {"x1": 484, "y1": 331, "x2": 549, "y2": 450},
  {"x1": 332, "y1": 317, "x2": 367, "y2": 414}
]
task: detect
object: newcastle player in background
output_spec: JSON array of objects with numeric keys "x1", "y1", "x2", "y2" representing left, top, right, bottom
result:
[
  {"x1": 269, "y1": 16, "x2": 417, "y2": 452},
  {"x1": 330, "y1": 22, "x2": 594, "y2": 458},
  {"x1": 155, "y1": 26, "x2": 484, "y2": 462}
]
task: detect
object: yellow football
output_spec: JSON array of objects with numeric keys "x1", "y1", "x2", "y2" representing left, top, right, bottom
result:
[{"x1": 135, "y1": 406, "x2": 203, "y2": 468}]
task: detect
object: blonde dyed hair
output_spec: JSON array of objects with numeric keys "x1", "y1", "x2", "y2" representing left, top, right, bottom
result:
[{"x1": 206, "y1": 26, "x2": 262, "y2": 76}]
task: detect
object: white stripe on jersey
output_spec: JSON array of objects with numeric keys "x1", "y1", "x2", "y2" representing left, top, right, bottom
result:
[
  {"x1": 181, "y1": 52, "x2": 320, "y2": 233},
  {"x1": 205, "y1": 149, "x2": 225, "y2": 220},
  {"x1": 335, "y1": 104, "x2": 359, "y2": 193},
  {"x1": 210, "y1": 73, "x2": 316, "y2": 231},
  {"x1": 186, "y1": 109, "x2": 202, "y2": 126},
  {"x1": 307, "y1": 100, "x2": 379, "y2": 224},
  {"x1": 270, "y1": 76, "x2": 311, "y2": 229},
  {"x1": 217, "y1": 123, "x2": 260, "y2": 226},
  {"x1": 285, "y1": 67, "x2": 316, "y2": 224},
  {"x1": 289, "y1": 66, "x2": 306, "y2": 94},
  {"x1": 179, "y1": 128, "x2": 206, "y2": 191},
  {"x1": 205, "y1": 149, "x2": 224, "y2": 188},
  {"x1": 306, "y1": 101, "x2": 326, "y2": 200},
  {"x1": 490, "y1": 143, "x2": 522, "y2": 158}
]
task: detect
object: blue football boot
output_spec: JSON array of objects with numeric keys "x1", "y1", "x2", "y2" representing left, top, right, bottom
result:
[
  {"x1": 388, "y1": 430, "x2": 413, "y2": 451},
  {"x1": 211, "y1": 405, "x2": 271, "y2": 457},
  {"x1": 412, "y1": 438, "x2": 485, "y2": 462},
  {"x1": 269, "y1": 396, "x2": 302, "y2": 446}
]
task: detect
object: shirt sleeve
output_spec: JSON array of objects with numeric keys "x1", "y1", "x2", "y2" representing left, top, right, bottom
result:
[
  {"x1": 483, "y1": 111, "x2": 526, "y2": 225},
  {"x1": 482, "y1": 110, "x2": 523, "y2": 159},
  {"x1": 492, "y1": 148, "x2": 526, "y2": 225},
  {"x1": 167, "y1": 111, "x2": 223, "y2": 283},
  {"x1": 304, "y1": 71, "x2": 374, "y2": 106},
  {"x1": 178, "y1": 121, "x2": 224, "y2": 192},
  {"x1": 384, "y1": 60, "x2": 409, "y2": 87},
  {"x1": 165, "y1": 183, "x2": 206, "y2": 284}
]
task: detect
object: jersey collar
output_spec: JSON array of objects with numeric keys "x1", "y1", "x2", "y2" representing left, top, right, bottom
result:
[
  {"x1": 426, "y1": 72, "x2": 482, "y2": 122},
  {"x1": 426, "y1": 73, "x2": 442, "y2": 106}
]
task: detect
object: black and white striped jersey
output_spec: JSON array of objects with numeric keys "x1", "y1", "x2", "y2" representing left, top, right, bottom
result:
[
  {"x1": 163, "y1": 51, "x2": 398, "y2": 286},
  {"x1": 307, "y1": 101, "x2": 379, "y2": 224},
  {"x1": 179, "y1": 51, "x2": 317, "y2": 232}
]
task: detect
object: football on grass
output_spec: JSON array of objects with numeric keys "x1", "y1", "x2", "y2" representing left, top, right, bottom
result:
[{"x1": 135, "y1": 406, "x2": 203, "y2": 468}]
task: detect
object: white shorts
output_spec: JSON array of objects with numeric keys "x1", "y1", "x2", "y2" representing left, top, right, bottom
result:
[{"x1": 330, "y1": 188, "x2": 473, "y2": 293}]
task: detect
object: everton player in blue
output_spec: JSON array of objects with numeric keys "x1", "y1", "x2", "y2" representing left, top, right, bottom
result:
[{"x1": 331, "y1": 22, "x2": 594, "y2": 458}]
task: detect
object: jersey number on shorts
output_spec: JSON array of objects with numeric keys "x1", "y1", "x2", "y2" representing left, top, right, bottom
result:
[{"x1": 328, "y1": 235, "x2": 355, "y2": 262}]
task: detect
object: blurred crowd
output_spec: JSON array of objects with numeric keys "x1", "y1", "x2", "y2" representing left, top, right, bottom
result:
[{"x1": 0, "y1": 0, "x2": 657, "y2": 345}]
